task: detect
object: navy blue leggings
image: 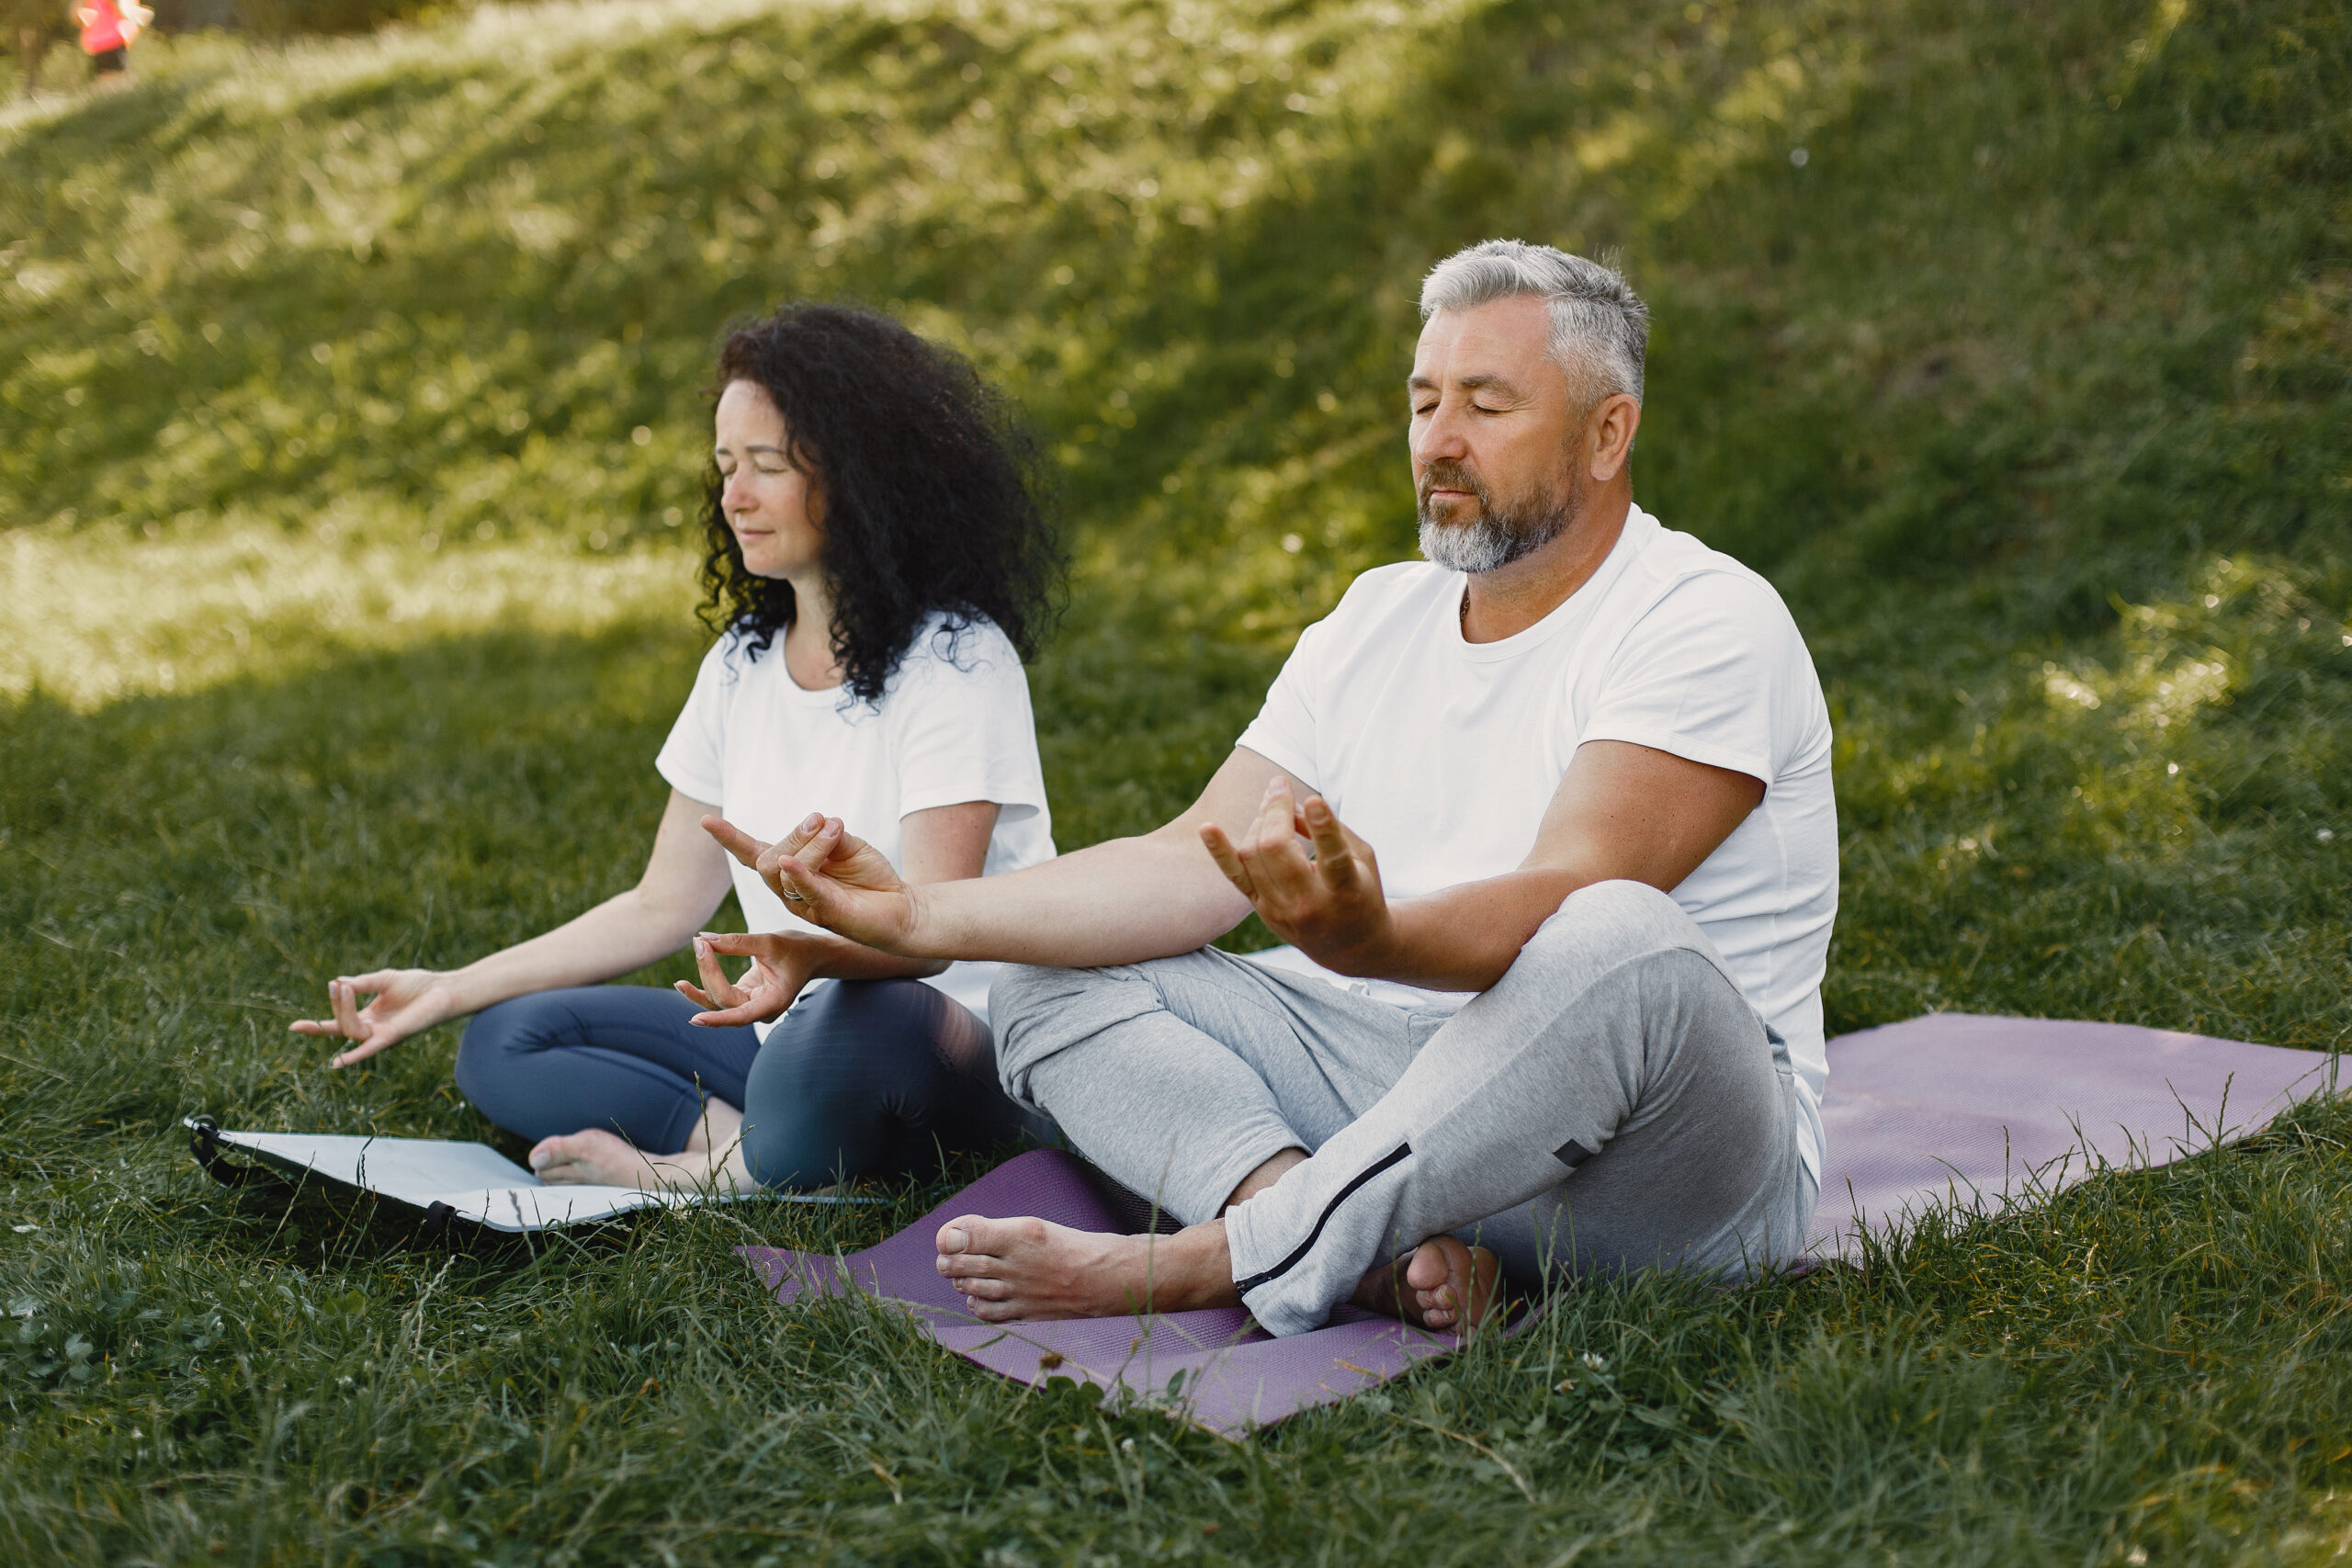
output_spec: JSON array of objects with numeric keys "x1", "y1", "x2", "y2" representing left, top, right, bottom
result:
[{"x1": 452, "y1": 980, "x2": 1028, "y2": 1190}]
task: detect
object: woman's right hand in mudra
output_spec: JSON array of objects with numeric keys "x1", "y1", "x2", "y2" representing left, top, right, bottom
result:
[
  {"x1": 701, "y1": 811, "x2": 917, "y2": 952},
  {"x1": 676, "y1": 932, "x2": 819, "y2": 1026},
  {"x1": 290, "y1": 970, "x2": 455, "y2": 1067}
]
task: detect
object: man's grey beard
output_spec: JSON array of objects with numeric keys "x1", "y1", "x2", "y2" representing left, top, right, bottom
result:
[{"x1": 1417, "y1": 472, "x2": 1577, "y2": 574}]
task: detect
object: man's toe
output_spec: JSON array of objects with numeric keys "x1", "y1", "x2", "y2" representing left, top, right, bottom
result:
[
  {"x1": 971, "y1": 1214, "x2": 1049, "y2": 1252},
  {"x1": 1403, "y1": 1236, "x2": 1456, "y2": 1292},
  {"x1": 936, "y1": 1218, "x2": 988, "y2": 1258}
]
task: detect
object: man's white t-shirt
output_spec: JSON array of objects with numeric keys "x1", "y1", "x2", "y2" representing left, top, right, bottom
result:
[
  {"x1": 655, "y1": 614, "x2": 1055, "y2": 1034},
  {"x1": 1235, "y1": 504, "x2": 1838, "y2": 1180}
]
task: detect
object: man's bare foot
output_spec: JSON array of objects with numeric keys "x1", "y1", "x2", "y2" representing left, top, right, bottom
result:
[
  {"x1": 934, "y1": 1215, "x2": 1240, "y2": 1322},
  {"x1": 1352, "y1": 1234, "x2": 1503, "y2": 1334}
]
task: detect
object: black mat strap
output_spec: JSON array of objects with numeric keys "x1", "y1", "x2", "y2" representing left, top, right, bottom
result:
[{"x1": 187, "y1": 1116, "x2": 289, "y2": 1190}]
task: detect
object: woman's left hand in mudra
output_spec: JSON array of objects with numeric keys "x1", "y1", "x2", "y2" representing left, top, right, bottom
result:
[{"x1": 676, "y1": 931, "x2": 818, "y2": 1026}]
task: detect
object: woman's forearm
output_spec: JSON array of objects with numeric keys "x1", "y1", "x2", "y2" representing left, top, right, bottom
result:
[
  {"x1": 435, "y1": 788, "x2": 732, "y2": 1018},
  {"x1": 439, "y1": 886, "x2": 718, "y2": 1016}
]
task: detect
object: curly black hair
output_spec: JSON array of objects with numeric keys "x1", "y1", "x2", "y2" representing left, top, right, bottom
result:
[{"x1": 696, "y1": 304, "x2": 1062, "y2": 705}]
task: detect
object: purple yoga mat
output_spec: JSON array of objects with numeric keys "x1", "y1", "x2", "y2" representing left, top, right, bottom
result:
[
  {"x1": 741, "y1": 1012, "x2": 2335, "y2": 1435},
  {"x1": 741, "y1": 1148, "x2": 1464, "y2": 1436},
  {"x1": 1804, "y1": 1012, "x2": 2335, "y2": 1260}
]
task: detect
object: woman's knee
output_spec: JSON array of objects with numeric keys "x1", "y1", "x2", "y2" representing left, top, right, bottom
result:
[
  {"x1": 451, "y1": 995, "x2": 547, "y2": 1110},
  {"x1": 739, "y1": 979, "x2": 1005, "y2": 1187},
  {"x1": 747, "y1": 982, "x2": 964, "y2": 1112}
]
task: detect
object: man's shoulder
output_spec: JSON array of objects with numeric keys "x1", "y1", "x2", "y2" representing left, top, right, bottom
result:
[
  {"x1": 1617, "y1": 513, "x2": 1804, "y2": 639},
  {"x1": 1623, "y1": 512, "x2": 1777, "y2": 594}
]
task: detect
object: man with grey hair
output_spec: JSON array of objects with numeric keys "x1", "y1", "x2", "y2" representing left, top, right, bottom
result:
[{"x1": 706, "y1": 239, "x2": 1838, "y2": 1335}]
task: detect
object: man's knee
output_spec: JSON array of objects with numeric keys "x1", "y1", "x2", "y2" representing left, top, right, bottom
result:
[
  {"x1": 1547, "y1": 878, "x2": 1702, "y2": 944},
  {"x1": 1507, "y1": 878, "x2": 1731, "y2": 991},
  {"x1": 986, "y1": 963, "x2": 1072, "y2": 1036},
  {"x1": 1494, "y1": 886, "x2": 1761, "y2": 1085},
  {"x1": 987, "y1": 960, "x2": 1172, "y2": 1082}
]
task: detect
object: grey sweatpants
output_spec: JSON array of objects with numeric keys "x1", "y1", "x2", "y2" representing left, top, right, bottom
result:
[{"x1": 990, "y1": 880, "x2": 1817, "y2": 1337}]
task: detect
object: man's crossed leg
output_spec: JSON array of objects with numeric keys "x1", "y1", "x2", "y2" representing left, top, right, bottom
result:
[{"x1": 935, "y1": 881, "x2": 1817, "y2": 1336}]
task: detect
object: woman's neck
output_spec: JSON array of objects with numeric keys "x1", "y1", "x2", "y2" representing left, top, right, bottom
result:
[{"x1": 780, "y1": 571, "x2": 843, "y2": 692}]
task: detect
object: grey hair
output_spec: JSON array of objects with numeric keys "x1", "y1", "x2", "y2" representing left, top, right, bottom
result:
[{"x1": 1418, "y1": 240, "x2": 1648, "y2": 405}]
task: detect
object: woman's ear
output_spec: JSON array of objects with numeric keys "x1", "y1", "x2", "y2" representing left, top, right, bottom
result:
[{"x1": 800, "y1": 459, "x2": 827, "y2": 529}]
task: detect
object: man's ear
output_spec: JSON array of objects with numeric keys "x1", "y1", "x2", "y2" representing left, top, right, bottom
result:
[{"x1": 1587, "y1": 393, "x2": 1641, "y2": 482}]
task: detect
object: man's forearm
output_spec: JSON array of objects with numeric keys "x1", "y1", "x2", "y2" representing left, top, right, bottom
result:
[
  {"x1": 797, "y1": 931, "x2": 947, "y2": 982},
  {"x1": 1345, "y1": 867, "x2": 1594, "y2": 993},
  {"x1": 902, "y1": 831, "x2": 1251, "y2": 967}
]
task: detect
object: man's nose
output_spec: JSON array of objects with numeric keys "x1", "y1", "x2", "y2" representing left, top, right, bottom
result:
[{"x1": 1413, "y1": 409, "x2": 1469, "y2": 466}]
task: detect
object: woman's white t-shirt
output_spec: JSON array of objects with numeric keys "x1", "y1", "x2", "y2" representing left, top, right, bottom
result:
[
  {"x1": 1235, "y1": 505, "x2": 1838, "y2": 1180},
  {"x1": 654, "y1": 614, "x2": 1055, "y2": 1033}
]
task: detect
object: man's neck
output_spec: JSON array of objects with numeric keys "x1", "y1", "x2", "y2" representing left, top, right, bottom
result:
[{"x1": 1459, "y1": 484, "x2": 1633, "y2": 644}]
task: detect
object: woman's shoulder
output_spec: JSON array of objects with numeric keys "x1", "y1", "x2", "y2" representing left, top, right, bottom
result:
[
  {"x1": 703, "y1": 619, "x2": 781, "y2": 668},
  {"x1": 673, "y1": 624, "x2": 791, "y2": 714},
  {"x1": 891, "y1": 612, "x2": 1025, "y2": 686}
]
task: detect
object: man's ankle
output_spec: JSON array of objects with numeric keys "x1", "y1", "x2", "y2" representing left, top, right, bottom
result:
[
  {"x1": 1222, "y1": 1146, "x2": 1308, "y2": 1212},
  {"x1": 1148, "y1": 1219, "x2": 1241, "y2": 1312}
]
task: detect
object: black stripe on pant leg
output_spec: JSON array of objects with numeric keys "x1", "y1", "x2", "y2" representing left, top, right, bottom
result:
[{"x1": 1233, "y1": 1142, "x2": 1411, "y2": 1295}]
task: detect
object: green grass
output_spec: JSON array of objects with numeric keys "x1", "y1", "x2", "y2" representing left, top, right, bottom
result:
[{"x1": 4, "y1": 0, "x2": 2349, "y2": 1560}]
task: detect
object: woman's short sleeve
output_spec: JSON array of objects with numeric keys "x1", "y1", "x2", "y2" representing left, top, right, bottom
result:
[
  {"x1": 886, "y1": 622, "x2": 1051, "y2": 828},
  {"x1": 652, "y1": 637, "x2": 734, "y2": 807}
]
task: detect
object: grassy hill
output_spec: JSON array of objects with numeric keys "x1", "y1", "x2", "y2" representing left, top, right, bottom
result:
[{"x1": 2, "y1": 0, "x2": 2347, "y2": 1562}]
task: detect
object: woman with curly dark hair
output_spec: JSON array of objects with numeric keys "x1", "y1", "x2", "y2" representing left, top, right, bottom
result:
[{"x1": 293, "y1": 304, "x2": 1063, "y2": 1193}]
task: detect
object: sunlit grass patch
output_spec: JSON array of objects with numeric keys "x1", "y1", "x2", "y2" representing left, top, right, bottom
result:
[
  {"x1": 1820, "y1": 553, "x2": 2352, "y2": 1048},
  {"x1": 2, "y1": 515, "x2": 698, "y2": 708}
]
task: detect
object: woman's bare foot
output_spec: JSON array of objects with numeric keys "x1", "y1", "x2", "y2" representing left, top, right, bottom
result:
[
  {"x1": 1351, "y1": 1234, "x2": 1503, "y2": 1334},
  {"x1": 529, "y1": 1128, "x2": 671, "y2": 1188},
  {"x1": 528, "y1": 1099, "x2": 753, "y2": 1193},
  {"x1": 934, "y1": 1215, "x2": 1240, "y2": 1322}
]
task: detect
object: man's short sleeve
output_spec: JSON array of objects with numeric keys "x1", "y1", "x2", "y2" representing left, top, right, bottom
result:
[
  {"x1": 888, "y1": 625, "x2": 1051, "y2": 827},
  {"x1": 652, "y1": 638, "x2": 732, "y2": 807},
  {"x1": 1233, "y1": 618, "x2": 1326, "y2": 789},
  {"x1": 1579, "y1": 571, "x2": 1815, "y2": 787}
]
